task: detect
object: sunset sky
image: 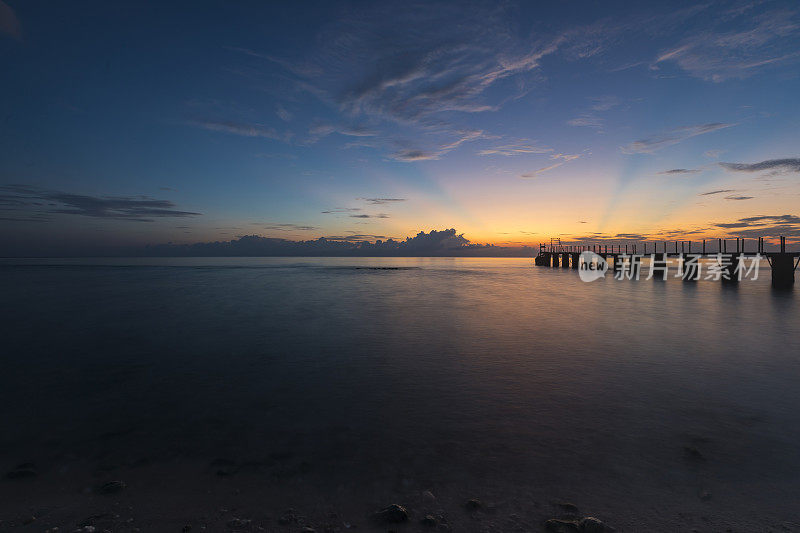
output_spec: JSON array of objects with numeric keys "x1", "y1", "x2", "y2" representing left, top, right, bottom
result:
[{"x1": 1, "y1": 0, "x2": 799, "y2": 254}]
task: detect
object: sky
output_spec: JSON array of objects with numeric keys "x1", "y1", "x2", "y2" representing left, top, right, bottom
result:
[{"x1": 1, "y1": 0, "x2": 800, "y2": 255}]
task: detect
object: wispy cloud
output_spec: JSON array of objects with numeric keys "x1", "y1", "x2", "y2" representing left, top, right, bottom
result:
[
  {"x1": 725, "y1": 195, "x2": 754, "y2": 200},
  {"x1": 349, "y1": 213, "x2": 389, "y2": 219},
  {"x1": 189, "y1": 120, "x2": 290, "y2": 142},
  {"x1": 699, "y1": 189, "x2": 735, "y2": 196},
  {"x1": 712, "y1": 214, "x2": 800, "y2": 237},
  {"x1": 477, "y1": 140, "x2": 552, "y2": 157},
  {"x1": 390, "y1": 149, "x2": 440, "y2": 162},
  {"x1": 358, "y1": 198, "x2": 406, "y2": 204},
  {"x1": 621, "y1": 122, "x2": 735, "y2": 154},
  {"x1": 0, "y1": 185, "x2": 201, "y2": 222},
  {"x1": 307, "y1": 122, "x2": 378, "y2": 144},
  {"x1": 321, "y1": 207, "x2": 361, "y2": 214},
  {"x1": 567, "y1": 115, "x2": 604, "y2": 129},
  {"x1": 719, "y1": 158, "x2": 800, "y2": 173},
  {"x1": 658, "y1": 168, "x2": 701, "y2": 175},
  {"x1": 259, "y1": 223, "x2": 317, "y2": 231},
  {"x1": 653, "y1": 10, "x2": 800, "y2": 82},
  {"x1": 390, "y1": 129, "x2": 484, "y2": 161},
  {"x1": 520, "y1": 153, "x2": 581, "y2": 178},
  {"x1": 0, "y1": 0, "x2": 21, "y2": 40},
  {"x1": 590, "y1": 95, "x2": 620, "y2": 111},
  {"x1": 567, "y1": 95, "x2": 620, "y2": 129},
  {"x1": 275, "y1": 104, "x2": 292, "y2": 122}
]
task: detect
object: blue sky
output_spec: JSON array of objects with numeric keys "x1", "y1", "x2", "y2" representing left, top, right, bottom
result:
[{"x1": 1, "y1": 0, "x2": 799, "y2": 254}]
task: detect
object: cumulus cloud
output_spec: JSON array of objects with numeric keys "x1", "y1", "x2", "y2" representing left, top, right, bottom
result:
[
  {"x1": 141, "y1": 228, "x2": 517, "y2": 257},
  {"x1": 719, "y1": 158, "x2": 800, "y2": 173},
  {"x1": 621, "y1": 122, "x2": 734, "y2": 154}
]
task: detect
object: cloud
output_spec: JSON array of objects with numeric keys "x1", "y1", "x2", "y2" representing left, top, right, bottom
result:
[
  {"x1": 719, "y1": 158, "x2": 800, "y2": 173},
  {"x1": 699, "y1": 189, "x2": 735, "y2": 196},
  {"x1": 741, "y1": 214, "x2": 800, "y2": 224},
  {"x1": 224, "y1": 46, "x2": 322, "y2": 77},
  {"x1": 275, "y1": 104, "x2": 292, "y2": 122},
  {"x1": 259, "y1": 223, "x2": 317, "y2": 231},
  {"x1": 711, "y1": 214, "x2": 800, "y2": 236},
  {"x1": 189, "y1": 120, "x2": 289, "y2": 141},
  {"x1": 567, "y1": 115, "x2": 604, "y2": 129},
  {"x1": 358, "y1": 198, "x2": 406, "y2": 204},
  {"x1": 253, "y1": 3, "x2": 573, "y2": 132},
  {"x1": 307, "y1": 122, "x2": 378, "y2": 144},
  {"x1": 653, "y1": 10, "x2": 800, "y2": 82},
  {"x1": 704, "y1": 149, "x2": 724, "y2": 158},
  {"x1": 477, "y1": 140, "x2": 552, "y2": 157},
  {"x1": 519, "y1": 153, "x2": 581, "y2": 178},
  {"x1": 0, "y1": 0, "x2": 21, "y2": 39},
  {"x1": 321, "y1": 207, "x2": 361, "y2": 214},
  {"x1": 725, "y1": 195, "x2": 754, "y2": 200},
  {"x1": 520, "y1": 162, "x2": 565, "y2": 178},
  {"x1": 621, "y1": 122, "x2": 734, "y2": 154},
  {"x1": 590, "y1": 95, "x2": 620, "y2": 111},
  {"x1": 389, "y1": 129, "x2": 484, "y2": 162},
  {"x1": 350, "y1": 213, "x2": 389, "y2": 219},
  {"x1": 390, "y1": 149, "x2": 440, "y2": 162},
  {"x1": 658, "y1": 168, "x2": 701, "y2": 175},
  {"x1": 0, "y1": 185, "x2": 201, "y2": 222}
]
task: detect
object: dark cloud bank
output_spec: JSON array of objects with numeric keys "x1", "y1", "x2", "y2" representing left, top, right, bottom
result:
[{"x1": 143, "y1": 229, "x2": 535, "y2": 258}]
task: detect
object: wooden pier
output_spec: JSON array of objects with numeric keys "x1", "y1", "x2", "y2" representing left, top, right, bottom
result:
[{"x1": 534, "y1": 237, "x2": 799, "y2": 288}]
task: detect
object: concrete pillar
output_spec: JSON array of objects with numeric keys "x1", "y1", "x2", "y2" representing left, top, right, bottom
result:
[
  {"x1": 680, "y1": 254, "x2": 699, "y2": 281},
  {"x1": 571, "y1": 253, "x2": 580, "y2": 269},
  {"x1": 561, "y1": 252, "x2": 570, "y2": 268},
  {"x1": 721, "y1": 254, "x2": 742, "y2": 283},
  {"x1": 771, "y1": 254, "x2": 796, "y2": 289},
  {"x1": 612, "y1": 255, "x2": 624, "y2": 277},
  {"x1": 551, "y1": 253, "x2": 560, "y2": 267},
  {"x1": 652, "y1": 253, "x2": 668, "y2": 280}
]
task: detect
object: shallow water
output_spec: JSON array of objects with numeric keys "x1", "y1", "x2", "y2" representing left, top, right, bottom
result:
[{"x1": 1, "y1": 257, "x2": 798, "y2": 530}]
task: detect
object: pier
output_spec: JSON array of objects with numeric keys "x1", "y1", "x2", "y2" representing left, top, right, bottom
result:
[{"x1": 534, "y1": 237, "x2": 799, "y2": 288}]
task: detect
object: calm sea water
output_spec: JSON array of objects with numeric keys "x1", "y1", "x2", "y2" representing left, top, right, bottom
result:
[{"x1": 1, "y1": 257, "x2": 798, "y2": 528}]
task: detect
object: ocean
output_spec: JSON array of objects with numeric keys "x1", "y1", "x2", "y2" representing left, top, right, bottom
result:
[{"x1": 1, "y1": 257, "x2": 798, "y2": 531}]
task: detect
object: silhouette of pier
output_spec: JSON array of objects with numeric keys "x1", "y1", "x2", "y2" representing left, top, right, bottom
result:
[{"x1": 535, "y1": 236, "x2": 799, "y2": 288}]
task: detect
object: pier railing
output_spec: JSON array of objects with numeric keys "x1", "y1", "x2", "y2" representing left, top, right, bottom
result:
[{"x1": 534, "y1": 236, "x2": 799, "y2": 288}]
